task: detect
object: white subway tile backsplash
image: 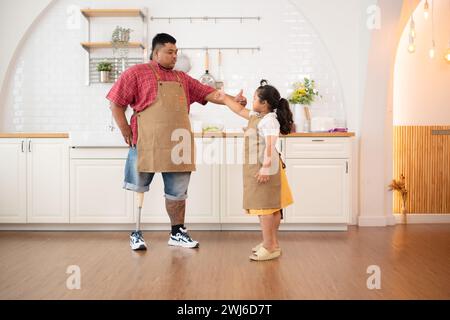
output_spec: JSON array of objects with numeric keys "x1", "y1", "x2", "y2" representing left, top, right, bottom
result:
[{"x1": 1, "y1": 0, "x2": 346, "y2": 133}]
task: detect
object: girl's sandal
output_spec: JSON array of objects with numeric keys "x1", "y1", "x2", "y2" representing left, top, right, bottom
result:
[
  {"x1": 252, "y1": 242, "x2": 281, "y2": 253},
  {"x1": 249, "y1": 246, "x2": 281, "y2": 261}
]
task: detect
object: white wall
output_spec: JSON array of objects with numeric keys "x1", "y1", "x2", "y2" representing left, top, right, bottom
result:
[
  {"x1": 0, "y1": 0, "x2": 364, "y2": 134},
  {"x1": 394, "y1": 0, "x2": 450, "y2": 125},
  {"x1": 0, "y1": 0, "x2": 379, "y2": 225},
  {"x1": 0, "y1": 0, "x2": 53, "y2": 97},
  {"x1": 358, "y1": 0, "x2": 414, "y2": 226},
  {"x1": 0, "y1": 0, "x2": 374, "y2": 135}
]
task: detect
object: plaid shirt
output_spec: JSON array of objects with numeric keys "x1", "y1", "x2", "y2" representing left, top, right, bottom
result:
[{"x1": 106, "y1": 60, "x2": 215, "y2": 145}]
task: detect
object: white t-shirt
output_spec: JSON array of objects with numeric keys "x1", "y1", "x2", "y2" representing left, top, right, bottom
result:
[{"x1": 249, "y1": 111, "x2": 280, "y2": 137}]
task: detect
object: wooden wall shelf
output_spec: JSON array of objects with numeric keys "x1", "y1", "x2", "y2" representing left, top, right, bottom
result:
[
  {"x1": 81, "y1": 9, "x2": 146, "y2": 19},
  {"x1": 81, "y1": 42, "x2": 146, "y2": 51},
  {"x1": 80, "y1": 8, "x2": 148, "y2": 85}
]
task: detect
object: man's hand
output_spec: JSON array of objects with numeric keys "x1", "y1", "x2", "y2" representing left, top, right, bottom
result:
[
  {"x1": 206, "y1": 89, "x2": 246, "y2": 106},
  {"x1": 234, "y1": 89, "x2": 247, "y2": 106},
  {"x1": 121, "y1": 125, "x2": 133, "y2": 147},
  {"x1": 109, "y1": 102, "x2": 133, "y2": 147}
]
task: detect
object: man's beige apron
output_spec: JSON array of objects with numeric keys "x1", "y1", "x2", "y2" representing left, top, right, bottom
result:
[
  {"x1": 243, "y1": 115, "x2": 282, "y2": 209},
  {"x1": 135, "y1": 64, "x2": 195, "y2": 173}
]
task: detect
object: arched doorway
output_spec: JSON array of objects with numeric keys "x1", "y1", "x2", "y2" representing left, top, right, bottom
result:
[{"x1": 393, "y1": 0, "x2": 450, "y2": 221}]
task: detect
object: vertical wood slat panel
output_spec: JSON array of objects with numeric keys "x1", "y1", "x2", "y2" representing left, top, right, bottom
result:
[{"x1": 393, "y1": 126, "x2": 450, "y2": 214}]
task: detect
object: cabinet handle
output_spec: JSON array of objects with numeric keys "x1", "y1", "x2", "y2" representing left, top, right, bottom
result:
[
  {"x1": 312, "y1": 139, "x2": 325, "y2": 142},
  {"x1": 346, "y1": 161, "x2": 348, "y2": 173},
  {"x1": 21, "y1": 140, "x2": 25, "y2": 152},
  {"x1": 28, "y1": 140, "x2": 31, "y2": 153}
]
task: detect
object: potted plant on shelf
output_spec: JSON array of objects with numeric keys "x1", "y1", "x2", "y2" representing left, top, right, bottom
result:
[
  {"x1": 388, "y1": 174, "x2": 408, "y2": 224},
  {"x1": 111, "y1": 26, "x2": 133, "y2": 74},
  {"x1": 288, "y1": 78, "x2": 321, "y2": 132},
  {"x1": 111, "y1": 26, "x2": 133, "y2": 48},
  {"x1": 97, "y1": 61, "x2": 113, "y2": 83}
]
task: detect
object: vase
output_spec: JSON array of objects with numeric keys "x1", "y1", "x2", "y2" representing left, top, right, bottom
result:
[
  {"x1": 292, "y1": 104, "x2": 310, "y2": 133},
  {"x1": 400, "y1": 198, "x2": 407, "y2": 224}
]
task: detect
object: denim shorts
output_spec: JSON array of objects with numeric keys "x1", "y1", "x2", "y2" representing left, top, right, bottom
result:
[{"x1": 123, "y1": 146, "x2": 191, "y2": 200}]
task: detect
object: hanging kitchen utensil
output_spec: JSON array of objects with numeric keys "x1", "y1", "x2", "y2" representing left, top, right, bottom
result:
[
  {"x1": 215, "y1": 50, "x2": 224, "y2": 89},
  {"x1": 174, "y1": 50, "x2": 192, "y2": 73},
  {"x1": 199, "y1": 49, "x2": 216, "y2": 88}
]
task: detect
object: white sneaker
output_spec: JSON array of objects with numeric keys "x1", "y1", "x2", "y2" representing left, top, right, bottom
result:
[
  {"x1": 130, "y1": 231, "x2": 147, "y2": 250},
  {"x1": 168, "y1": 227, "x2": 199, "y2": 248}
]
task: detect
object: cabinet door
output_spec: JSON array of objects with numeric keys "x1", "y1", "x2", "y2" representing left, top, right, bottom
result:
[
  {"x1": 140, "y1": 173, "x2": 169, "y2": 223},
  {"x1": 70, "y1": 159, "x2": 134, "y2": 223},
  {"x1": 27, "y1": 139, "x2": 69, "y2": 223},
  {"x1": 141, "y1": 138, "x2": 222, "y2": 224},
  {"x1": 0, "y1": 139, "x2": 27, "y2": 223},
  {"x1": 285, "y1": 159, "x2": 350, "y2": 223},
  {"x1": 186, "y1": 138, "x2": 221, "y2": 223},
  {"x1": 221, "y1": 138, "x2": 256, "y2": 223}
]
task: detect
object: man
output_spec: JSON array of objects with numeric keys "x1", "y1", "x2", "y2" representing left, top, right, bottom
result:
[{"x1": 107, "y1": 33, "x2": 246, "y2": 251}]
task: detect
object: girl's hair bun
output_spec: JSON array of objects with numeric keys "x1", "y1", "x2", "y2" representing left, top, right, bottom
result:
[{"x1": 260, "y1": 79, "x2": 269, "y2": 86}]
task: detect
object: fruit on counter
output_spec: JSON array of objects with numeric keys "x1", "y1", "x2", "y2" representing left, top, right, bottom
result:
[
  {"x1": 202, "y1": 122, "x2": 224, "y2": 133},
  {"x1": 202, "y1": 125, "x2": 222, "y2": 132}
]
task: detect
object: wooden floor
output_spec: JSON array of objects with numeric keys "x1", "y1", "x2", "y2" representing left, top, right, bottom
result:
[{"x1": 0, "y1": 225, "x2": 449, "y2": 300}]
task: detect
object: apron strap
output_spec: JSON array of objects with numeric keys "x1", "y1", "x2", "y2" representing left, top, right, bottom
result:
[
  {"x1": 279, "y1": 152, "x2": 286, "y2": 169},
  {"x1": 147, "y1": 63, "x2": 161, "y2": 81},
  {"x1": 148, "y1": 62, "x2": 182, "y2": 83}
]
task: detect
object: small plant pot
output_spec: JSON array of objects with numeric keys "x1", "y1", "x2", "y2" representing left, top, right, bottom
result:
[
  {"x1": 100, "y1": 71, "x2": 111, "y2": 83},
  {"x1": 120, "y1": 33, "x2": 130, "y2": 42}
]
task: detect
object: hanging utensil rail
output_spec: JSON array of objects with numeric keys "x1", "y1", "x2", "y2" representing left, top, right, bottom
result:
[{"x1": 150, "y1": 16, "x2": 261, "y2": 23}]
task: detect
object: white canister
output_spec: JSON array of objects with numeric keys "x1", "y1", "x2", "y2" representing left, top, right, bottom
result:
[{"x1": 292, "y1": 104, "x2": 305, "y2": 133}]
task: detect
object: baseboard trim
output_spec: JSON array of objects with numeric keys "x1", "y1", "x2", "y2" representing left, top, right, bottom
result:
[
  {"x1": 358, "y1": 215, "x2": 392, "y2": 227},
  {"x1": 394, "y1": 214, "x2": 450, "y2": 224},
  {"x1": 0, "y1": 223, "x2": 348, "y2": 231}
]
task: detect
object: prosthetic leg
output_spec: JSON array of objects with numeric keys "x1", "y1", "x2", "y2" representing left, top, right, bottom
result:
[
  {"x1": 129, "y1": 192, "x2": 147, "y2": 250},
  {"x1": 136, "y1": 192, "x2": 144, "y2": 232}
]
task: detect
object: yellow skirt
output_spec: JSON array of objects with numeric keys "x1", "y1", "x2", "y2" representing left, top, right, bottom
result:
[{"x1": 247, "y1": 162, "x2": 294, "y2": 216}]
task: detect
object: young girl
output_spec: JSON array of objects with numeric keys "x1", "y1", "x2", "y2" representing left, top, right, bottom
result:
[{"x1": 216, "y1": 80, "x2": 294, "y2": 261}]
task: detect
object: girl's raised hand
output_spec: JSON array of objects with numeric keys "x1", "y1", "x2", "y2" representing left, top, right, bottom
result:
[{"x1": 255, "y1": 168, "x2": 270, "y2": 184}]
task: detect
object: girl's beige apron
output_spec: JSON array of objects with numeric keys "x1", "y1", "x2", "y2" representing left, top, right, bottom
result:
[
  {"x1": 135, "y1": 64, "x2": 196, "y2": 173},
  {"x1": 243, "y1": 115, "x2": 282, "y2": 209}
]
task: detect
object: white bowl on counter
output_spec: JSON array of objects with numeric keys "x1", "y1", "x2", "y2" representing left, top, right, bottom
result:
[{"x1": 69, "y1": 130, "x2": 128, "y2": 147}]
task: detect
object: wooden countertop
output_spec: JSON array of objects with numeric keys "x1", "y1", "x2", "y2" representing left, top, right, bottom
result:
[
  {"x1": 0, "y1": 133, "x2": 69, "y2": 138},
  {"x1": 0, "y1": 132, "x2": 354, "y2": 139},
  {"x1": 195, "y1": 132, "x2": 355, "y2": 138}
]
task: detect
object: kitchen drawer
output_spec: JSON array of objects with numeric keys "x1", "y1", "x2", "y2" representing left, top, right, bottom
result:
[
  {"x1": 70, "y1": 147, "x2": 129, "y2": 159},
  {"x1": 285, "y1": 137, "x2": 351, "y2": 159}
]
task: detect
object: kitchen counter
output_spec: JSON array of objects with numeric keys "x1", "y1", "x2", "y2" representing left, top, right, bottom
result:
[
  {"x1": 196, "y1": 132, "x2": 355, "y2": 138},
  {"x1": 0, "y1": 131, "x2": 354, "y2": 229},
  {"x1": 0, "y1": 133, "x2": 69, "y2": 138},
  {"x1": 0, "y1": 131, "x2": 355, "y2": 147},
  {"x1": 68, "y1": 131, "x2": 355, "y2": 147}
]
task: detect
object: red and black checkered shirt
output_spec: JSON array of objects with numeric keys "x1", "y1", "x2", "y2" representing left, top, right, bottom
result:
[{"x1": 106, "y1": 60, "x2": 215, "y2": 145}]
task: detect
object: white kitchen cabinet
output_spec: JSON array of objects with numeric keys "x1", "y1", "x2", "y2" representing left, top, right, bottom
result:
[
  {"x1": 284, "y1": 138, "x2": 351, "y2": 224},
  {"x1": 1, "y1": 135, "x2": 353, "y2": 229},
  {"x1": 0, "y1": 138, "x2": 69, "y2": 223},
  {"x1": 220, "y1": 137, "x2": 285, "y2": 224},
  {"x1": 0, "y1": 139, "x2": 27, "y2": 222},
  {"x1": 139, "y1": 172, "x2": 168, "y2": 223},
  {"x1": 221, "y1": 138, "x2": 253, "y2": 223},
  {"x1": 70, "y1": 148, "x2": 133, "y2": 223},
  {"x1": 141, "y1": 138, "x2": 221, "y2": 224},
  {"x1": 27, "y1": 139, "x2": 69, "y2": 223}
]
